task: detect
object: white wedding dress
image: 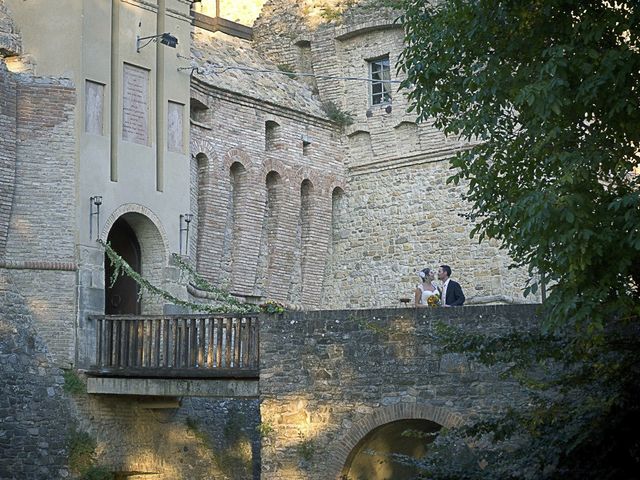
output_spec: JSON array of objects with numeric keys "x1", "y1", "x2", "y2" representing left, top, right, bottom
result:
[{"x1": 418, "y1": 282, "x2": 440, "y2": 305}]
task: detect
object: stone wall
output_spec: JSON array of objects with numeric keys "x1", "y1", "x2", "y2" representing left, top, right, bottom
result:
[
  {"x1": 322, "y1": 160, "x2": 534, "y2": 309},
  {"x1": 259, "y1": 305, "x2": 539, "y2": 479},
  {"x1": 70, "y1": 394, "x2": 261, "y2": 480},
  {"x1": 0, "y1": 274, "x2": 71, "y2": 480}
]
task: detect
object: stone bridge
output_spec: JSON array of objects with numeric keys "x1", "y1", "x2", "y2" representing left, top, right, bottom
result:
[{"x1": 259, "y1": 304, "x2": 538, "y2": 479}]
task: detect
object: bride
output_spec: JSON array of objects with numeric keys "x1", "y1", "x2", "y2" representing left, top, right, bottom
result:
[{"x1": 414, "y1": 268, "x2": 440, "y2": 307}]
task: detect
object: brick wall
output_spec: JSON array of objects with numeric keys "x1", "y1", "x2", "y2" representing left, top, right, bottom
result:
[
  {"x1": 2, "y1": 75, "x2": 77, "y2": 364},
  {"x1": 189, "y1": 78, "x2": 345, "y2": 307},
  {"x1": 0, "y1": 63, "x2": 16, "y2": 258},
  {"x1": 6, "y1": 76, "x2": 76, "y2": 264}
]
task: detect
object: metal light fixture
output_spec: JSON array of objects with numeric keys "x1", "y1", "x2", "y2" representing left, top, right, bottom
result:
[
  {"x1": 89, "y1": 195, "x2": 103, "y2": 240},
  {"x1": 136, "y1": 33, "x2": 178, "y2": 53},
  {"x1": 179, "y1": 213, "x2": 193, "y2": 255}
]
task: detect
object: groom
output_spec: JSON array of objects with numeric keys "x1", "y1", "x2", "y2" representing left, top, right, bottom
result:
[{"x1": 437, "y1": 265, "x2": 465, "y2": 307}]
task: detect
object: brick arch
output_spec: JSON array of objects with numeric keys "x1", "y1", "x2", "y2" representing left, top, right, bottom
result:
[
  {"x1": 325, "y1": 403, "x2": 464, "y2": 479},
  {"x1": 222, "y1": 148, "x2": 252, "y2": 172},
  {"x1": 100, "y1": 204, "x2": 170, "y2": 314},
  {"x1": 289, "y1": 165, "x2": 322, "y2": 188},
  {"x1": 261, "y1": 158, "x2": 289, "y2": 183},
  {"x1": 190, "y1": 137, "x2": 217, "y2": 163},
  {"x1": 326, "y1": 175, "x2": 347, "y2": 194},
  {"x1": 99, "y1": 204, "x2": 169, "y2": 256}
]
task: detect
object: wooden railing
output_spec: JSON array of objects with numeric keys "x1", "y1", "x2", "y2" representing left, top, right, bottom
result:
[{"x1": 88, "y1": 314, "x2": 259, "y2": 378}]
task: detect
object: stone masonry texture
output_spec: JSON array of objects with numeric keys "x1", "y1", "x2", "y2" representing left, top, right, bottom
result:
[
  {"x1": 259, "y1": 305, "x2": 539, "y2": 479},
  {"x1": 0, "y1": 274, "x2": 71, "y2": 480}
]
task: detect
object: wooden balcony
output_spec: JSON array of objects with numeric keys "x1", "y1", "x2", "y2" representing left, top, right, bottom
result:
[{"x1": 85, "y1": 314, "x2": 259, "y2": 396}]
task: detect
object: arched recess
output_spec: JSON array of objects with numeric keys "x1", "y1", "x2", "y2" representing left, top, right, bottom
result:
[
  {"x1": 347, "y1": 130, "x2": 373, "y2": 166},
  {"x1": 102, "y1": 210, "x2": 168, "y2": 315},
  {"x1": 299, "y1": 179, "x2": 314, "y2": 299},
  {"x1": 195, "y1": 152, "x2": 210, "y2": 273},
  {"x1": 326, "y1": 404, "x2": 464, "y2": 479},
  {"x1": 331, "y1": 186, "x2": 346, "y2": 250},
  {"x1": 288, "y1": 178, "x2": 315, "y2": 303},
  {"x1": 226, "y1": 161, "x2": 248, "y2": 289},
  {"x1": 342, "y1": 418, "x2": 442, "y2": 480},
  {"x1": 265, "y1": 120, "x2": 281, "y2": 151},
  {"x1": 257, "y1": 171, "x2": 283, "y2": 297},
  {"x1": 394, "y1": 120, "x2": 419, "y2": 152}
]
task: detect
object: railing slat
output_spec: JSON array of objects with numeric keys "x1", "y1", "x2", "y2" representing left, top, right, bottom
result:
[
  {"x1": 198, "y1": 318, "x2": 205, "y2": 367},
  {"x1": 243, "y1": 317, "x2": 250, "y2": 368},
  {"x1": 216, "y1": 318, "x2": 223, "y2": 367},
  {"x1": 207, "y1": 317, "x2": 214, "y2": 367},
  {"x1": 154, "y1": 319, "x2": 160, "y2": 368},
  {"x1": 96, "y1": 317, "x2": 103, "y2": 367},
  {"x1": 106, "y1": 319, "x2": 113, "y2": 367},
  {"x1": 173, "y1": 318, "x2": 179, "y2": 367},
  {"x1": 190, "y1": 318, "x2": 197, "y2": 367},
  {"x1": 114, "y1": 321, "x2": 121, "y2": 368},
  {"x1": 234, "y1": 318, "x2": 241, "y2": 367},
  {"x1": 225, "y1": 318, "x2": 232, "y2": 368}
]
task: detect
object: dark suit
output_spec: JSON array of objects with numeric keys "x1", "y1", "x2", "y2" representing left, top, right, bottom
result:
[{"x1": 444, "y1": 280, "x2": 465, "y2": 306}]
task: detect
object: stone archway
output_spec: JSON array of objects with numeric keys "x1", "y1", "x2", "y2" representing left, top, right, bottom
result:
[
  {"x1": 326, "y1": 404, "x2": 464, "y2": 480},
  {"x1": 105, "y1": 217, "x2": 141, "y2": 314},
  {"x1": 341, "y1": 418, "x2": 442, "y2": 480},
  {"x1": 102, "y1": 208, "x2": 168, "y2": 315}
]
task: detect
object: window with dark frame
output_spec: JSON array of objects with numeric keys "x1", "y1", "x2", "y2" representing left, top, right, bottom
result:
[{"x1": 369, "y1": 56, "x2": 391, "y2": 105}]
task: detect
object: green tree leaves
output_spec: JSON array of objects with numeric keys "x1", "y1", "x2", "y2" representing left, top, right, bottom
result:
[
  {"x1": 394, "y1": 0, "x2": 640, "y2": 478},
  {"x1": 398, "y1": 0, "x2": 640, "y2": 334}
]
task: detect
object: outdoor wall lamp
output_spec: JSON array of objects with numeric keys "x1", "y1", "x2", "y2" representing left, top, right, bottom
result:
[
  {"x1": 89, "y1": 195, "x2": 103, "y2": 240},
  {"x1": 179, "y1": 213, "x2": 194, "y2": 255},
  {"x1": 136, "y1": 32, "x2": 178, "y2": 53}
]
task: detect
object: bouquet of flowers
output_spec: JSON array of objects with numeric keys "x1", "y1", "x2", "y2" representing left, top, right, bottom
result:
[
  {"x1": 427, "y1": 294, "x2": 441, "y2": 307},
  {"x1": 259, "y1": 300, "x2": 286, "y2": 314}
]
